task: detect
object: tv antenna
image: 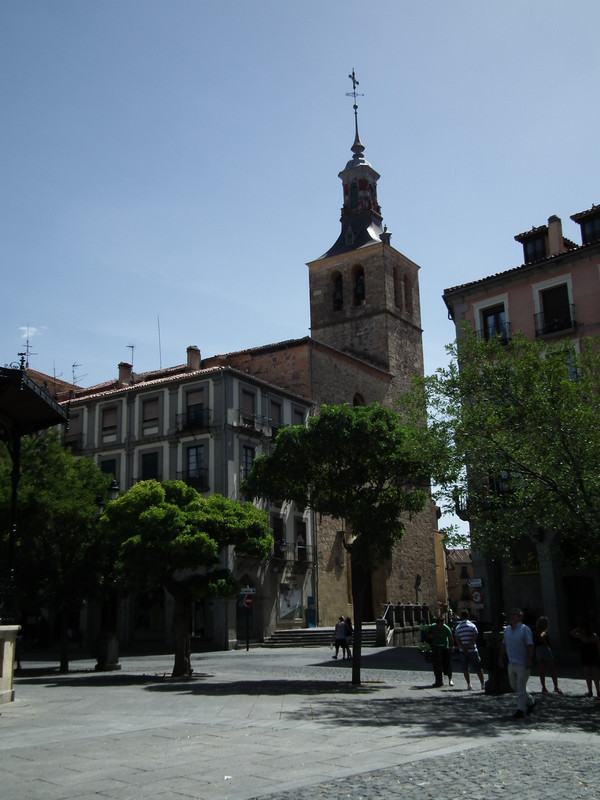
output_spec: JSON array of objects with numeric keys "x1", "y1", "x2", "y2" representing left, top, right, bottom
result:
[
  {"x1": 127, "y1": 344, "x2": 135, "y2": 367},
  {"x1": 22, "y1": 324, "x2": 38, "y2": 368}
]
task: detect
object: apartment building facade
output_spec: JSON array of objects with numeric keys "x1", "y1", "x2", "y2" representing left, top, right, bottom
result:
[
  {"x1": 62, "y1": 349, "x2": 314, "y2": 649},
  {"x1": 443, "y1": 204, "x2": 600, "y2": 644}
]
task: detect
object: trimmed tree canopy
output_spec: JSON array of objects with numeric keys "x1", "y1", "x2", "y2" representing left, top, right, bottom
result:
[{"x1": 101, "y1": 480, "x2": 272, "y2": 676}]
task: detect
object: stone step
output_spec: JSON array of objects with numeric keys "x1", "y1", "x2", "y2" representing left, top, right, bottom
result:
[{"x1": 262, "y1": 625, "x2": 378, "y2": 648}]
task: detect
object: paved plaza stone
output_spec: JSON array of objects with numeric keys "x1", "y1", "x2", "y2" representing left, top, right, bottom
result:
[{"x1": 1, "y1": 645, "x2": 598, "y2": 799}]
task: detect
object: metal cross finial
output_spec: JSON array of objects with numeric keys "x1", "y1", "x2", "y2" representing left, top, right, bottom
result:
[
  {"x1": 346, "y1": 69, "x2": 364, "y2": 110},
  {"x1": 346, "y1": 69, "x2": 365, "y2": 155}
]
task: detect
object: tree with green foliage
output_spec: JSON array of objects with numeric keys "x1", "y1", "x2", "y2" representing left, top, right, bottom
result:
[
  {"x1": 242, "y1": 402, "x2": 436, "y2": 685},
  {"x1": 417, "y1": 330, "x2": 600, "y2": 566},
  {"x1": 101, "y1": 480, "x2": 272, "y2": 677},
  {"x1": 0, "y1": 431, "x2": 113, "y2": 672}
]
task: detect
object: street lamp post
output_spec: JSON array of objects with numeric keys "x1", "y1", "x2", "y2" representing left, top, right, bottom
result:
[
  {"x1": 307, "y1": 483, "x2": 318, "y2": 628},
  {"x1": 95, "y1": 480, "x2": 121, "y2": 671}
]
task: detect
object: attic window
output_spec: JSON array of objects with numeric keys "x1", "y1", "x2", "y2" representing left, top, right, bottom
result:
[
  {"x1": 582, "y1": 216, "x2": 600, "y2": 245},
  {"x1": 524, "y1": 236, "x2": 546, "y2": 263}
]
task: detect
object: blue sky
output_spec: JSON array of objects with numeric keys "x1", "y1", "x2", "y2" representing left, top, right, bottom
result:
[{"x1": 2, "y1": 1, "x2": 599, "y2": 390}]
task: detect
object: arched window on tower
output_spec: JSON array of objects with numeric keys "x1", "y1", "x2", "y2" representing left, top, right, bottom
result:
[
  {"x1": 353, "y1": 266, "x2": 365, "y2": 306},
  {"x1": 394, "y1": 267, "x2": 402, "y2": 310},
  {"x1": 404, "y1": 274, "x2": 413, "y2": 315},
  {"x1": 332, "y1": 272, "x2": 343, "y2": 311},
  {"x1": 350, "y1": 181, "x2": 359, "y2": 209}
]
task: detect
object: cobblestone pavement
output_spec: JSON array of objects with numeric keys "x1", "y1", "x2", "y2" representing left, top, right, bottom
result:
[
  {"x1": 1, "y1": 645, "x2": 599, "y2": 800},
  {"x1": 253, "y1": 741, "x2": 600, "y2": 800}
]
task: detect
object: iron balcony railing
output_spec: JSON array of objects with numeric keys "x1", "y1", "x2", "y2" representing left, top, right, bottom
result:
[
  {"x1": 178, "y1": 469, "x2": 209, "y2": 492},
  {"x1": 177, "y1": 407, "x2": 211, "y2": 431},
  {"x1": 535, "y1": 304, "x2": 576, "y2": 337}
]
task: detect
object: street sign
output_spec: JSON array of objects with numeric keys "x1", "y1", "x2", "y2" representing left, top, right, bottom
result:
[
  {"x1": 471, "y1": 589, "x2": 483, "y2": 604},
  {"x1": 467, "y1": 578, "x2": 483, "y2": 588},
  {"x1": 241, "y1": 588, "x2": 256, "y2": 595},
  {"x1": 243, "y1": 594, "x2": 254, "y2": 608}
]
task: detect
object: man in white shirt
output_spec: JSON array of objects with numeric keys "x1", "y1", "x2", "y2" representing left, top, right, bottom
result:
[
  {"x1": 499, "y1": 608, "x2": 535, "y2": 718},
  {"x1": 454, "y1": 610, "x2": 485, "y2": 691}
]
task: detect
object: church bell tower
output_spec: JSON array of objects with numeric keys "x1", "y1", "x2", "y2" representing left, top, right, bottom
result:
[{"x1": 307, "y1": 71, "x2": 425, "y2": 400}]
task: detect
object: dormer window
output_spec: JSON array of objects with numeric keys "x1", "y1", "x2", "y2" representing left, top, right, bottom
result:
[
  {"x1": 571, "y1": 205, "x2": 600, "y2": 246},
  {"x1": 524, "y1": 236, "x2": 546, "y2": 263},
  {"x1": 581, "y1": 217, "x2": 600, "y2": 244},
  {"x1": 515, "y1": 227, "x2": 547, "y2": 264}
]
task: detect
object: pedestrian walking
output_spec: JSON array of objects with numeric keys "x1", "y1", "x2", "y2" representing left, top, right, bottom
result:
[
  {"x1": 427, "y1": 616, "x2": 454, "y2": 687},
  {"x1": 570, "y1": 620, "x2": 600, "y2": 697},
  {"x1": 454, "y1": 610, "x2": 485, "y2": 691},
  {"x1": 332, "y1": 616, "x2": 347, "y2": 659},
  {"x1": 344, "y1": 617, "x2": 353, "y2": 659},
  {"x1": 534, "y1": 615, "x2": 562, "y2": 694},
  {"x1": 499, "y1": 608, "x2": 536, "y2": 718}
]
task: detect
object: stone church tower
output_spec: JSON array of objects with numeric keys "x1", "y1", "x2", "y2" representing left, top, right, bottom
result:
[
  {"x1": 303, "y1": 92, "x2": 439, "y2": 623},
  {"x1": 224, "y1": 82, "x2": 440, "y2": 626},
  {"x1": 307, "y1": 100, "x2": 424, "y2": 406}
]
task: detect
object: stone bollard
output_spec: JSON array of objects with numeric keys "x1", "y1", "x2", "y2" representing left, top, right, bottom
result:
[
  {"x1": 0, "y1": 625, "x2": 21, "y2": 703},
  {"x1": 376, "y1": 617, "x2": 388, "y2": 647}
]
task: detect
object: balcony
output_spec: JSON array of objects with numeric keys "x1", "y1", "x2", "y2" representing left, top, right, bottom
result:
[
  {"x1": 476, "y1": 321, "x2": 511, "y2": 345},
  {"x1": 535, "y1": 304, "x2": 576, "y2": 337},
  {"x1": 178, "y1": 469, "x2": 209, "y2": 492},
  {"x1": 271, "y1": 541, "x2": 316, "y2": 565},
  {"x1": 177, "y1": 407, "x2": 211, "y2": 432},
  {"x1": 63, "y1": 432, "x2": 84, "y2": 453}
]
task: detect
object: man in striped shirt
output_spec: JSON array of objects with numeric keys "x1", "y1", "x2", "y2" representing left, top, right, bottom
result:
[{"x1": 454, "y1": 610, "x2": 485, "y2": 691}]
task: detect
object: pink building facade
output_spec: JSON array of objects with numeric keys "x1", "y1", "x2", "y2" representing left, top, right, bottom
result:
[{"x1": 443, "y1": 204, "x2": 600, "y2": 647}]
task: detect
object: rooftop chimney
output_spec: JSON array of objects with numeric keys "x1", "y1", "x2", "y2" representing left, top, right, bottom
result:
[
  {"x1": 547, "y1": 215, "x2": 566, "y2": 256},
  {"x1": 118, "y1": 362, "x2": 132, "y2": 386},
  {"x1": 187, "y1": 346, "x2": 201, "y2": 371}
]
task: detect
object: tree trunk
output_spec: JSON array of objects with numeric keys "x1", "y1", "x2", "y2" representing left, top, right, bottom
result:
[
  {"x1": 171, "y1": 593, "x2": 193, "y2": 677},
  {"x1": 351, "y1": 563, "x2": 368, "y2": 685},
  {"x1": 59, "y1": 608, "x2": 70, "y2": 673}
]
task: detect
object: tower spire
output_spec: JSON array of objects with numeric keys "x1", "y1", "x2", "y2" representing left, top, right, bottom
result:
[
  {"x1": 319, "y1": 71, "x2": 385, "y2": 258},
  {"x1": 346, "y1": 69, "x2": 364, "y2": 158}
]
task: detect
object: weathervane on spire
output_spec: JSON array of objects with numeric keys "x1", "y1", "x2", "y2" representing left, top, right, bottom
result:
[{"x1": 346, "y1": 69, "x2": 365, "y2": 157}]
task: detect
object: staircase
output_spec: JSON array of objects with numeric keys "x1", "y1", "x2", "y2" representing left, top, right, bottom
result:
[{"x1": 262, "y1": 624, "x2": 378, "y2": 648}]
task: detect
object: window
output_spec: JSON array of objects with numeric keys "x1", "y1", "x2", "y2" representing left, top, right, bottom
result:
[
  {"x1": 292, "y1": 407, "x2": 305, "y2": 426},
  {"x1": 142, "y1": 398, "x2": 159, "y2": 433},
  {"x1": 185, "y1": 389, "x2": 205, "y2": 427},
  {"x1": 185, "y1": 445, "x2": 207, "y2": 490},
  {"x1": 100, "y1": 458, "x2": 117, "y2": 477},
  {"x1": 295, "y1": 519, "x2": 307, "y2": 561},
  {"x1": 393, "y1": 267, "x2": 402, "y2": 309},
  {"x1": 271, "y1": 516, "x2": 286, "y2": 558},
  {"x1": 332, "y1": 273, "x2": 343, "y2": 310},
  {"x1": 241, "y1": 390, "x2": 256, "y2": 426},
  {"x1": 350, "y1": 181, "x2": 359, "y2": 209},
  {"x1": 242, "y1": 445, "x2": 255, "y2": 480},
  {"x1": 187, "y1": 445, "x2": 204, "y2": 477},
  {"x1": 270, "y1": 400, "x2": 282, "y2": 437},
  {"x1": 582, "y1": 216, "x2": 600, "y2": 245},
  {"x1": 536, "y1": 283, "x2": 573, "y2": 336},
  {"x1": 353, "y1": 266, "x2": 365, "y2": 306},
  {"x1": 482, "y1": 304, "x2": 508, "y2": 341},
  {"x1": 524, "y1": 236, "x2": 546, "y2": 263},
  {"x1": 404, "y1": 275, "x2": 413, "y2": 314},
  {"x1": 64, "y1": 412, "x2": 83, "y2": 451},
  {"x1": 141, "y1": 452, "x2": 160, "y2": 481},
  {"x1": 101, "y1": 407, "x2": 118, "y2": 442},
  {"x1": 353, "y1": 393, "x2": 366, "y2": 407}
]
